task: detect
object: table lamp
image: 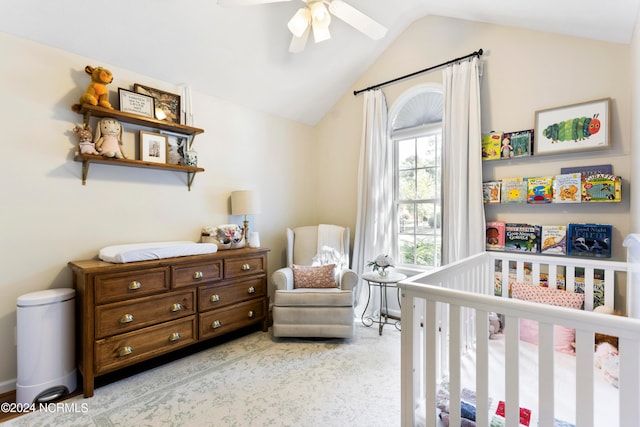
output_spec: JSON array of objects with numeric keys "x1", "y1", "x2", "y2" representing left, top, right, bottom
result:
[{"x1": 231, "y1": 190, "x2": 261, "y2": 245}]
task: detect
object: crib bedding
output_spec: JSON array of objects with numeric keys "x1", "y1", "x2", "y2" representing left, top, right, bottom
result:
[
  {"x1": 415, "y1": 337, "x2": 618, "y2": 427},
  {"x1": 98, "y1": 241, "x2": 218, "y2": 263}
]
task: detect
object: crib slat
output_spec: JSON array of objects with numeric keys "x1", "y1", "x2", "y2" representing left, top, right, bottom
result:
[
  {"x1": 505, "y1": 314, "x2": 520, "y2": 425},
  {"x1": 476, "y1": 310, "x2": 490, "y2": 427},
  {"x1": 619, "y1": 338, "x2": 640, "y2": 427},
  {"x1": 449, "y1": 305, "x2": 462, "y2": 427},
  {"x1": 400, "y1": 291, "x2": 415, "y2": 427},
  {"x1": 584, "y1": 267, "x2": 595, "y2": 311},
  {"x1": 425, "y1": 299, "x2": 438, "y2": 426},
  {"x1": 575, "y1": 329, "x2": 595, "y2": 427},
  {"x1": 538, "y1": 322, "x2": 555, "y2": 426}
]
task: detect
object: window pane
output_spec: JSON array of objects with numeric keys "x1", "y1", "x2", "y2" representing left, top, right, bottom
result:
[
  {"x1": 416, "y1": 235, "x2": 439, "y2": 267},
  {"x1": 415, "y1": 203, "x2": 434, "y2": 233},
  {"x1": 398, "y1": 170, "x2": 416, "y2": 200},
  {"x1": 397, "y1": 139, "x2": 415, "y2": 170},
  {"x1": 397, "y1": 234, "x2": 415, "y2": 265},
  {"x1": 398, "y1": 203, "x2": 415, "y2": 234},
  {"x1": 416, "y1": 136, "x2": 438, "y2": 168},
  {"x1": 416, "y1": 168, "x2": 437, "y2": 199}
]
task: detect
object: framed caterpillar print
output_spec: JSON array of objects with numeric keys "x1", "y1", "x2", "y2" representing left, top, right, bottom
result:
[{"x1": 534, "y1": 98, "x2": 610, "y2": 156}]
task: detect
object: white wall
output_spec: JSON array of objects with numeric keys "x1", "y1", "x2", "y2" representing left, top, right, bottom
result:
[{"x1": 0, "y1": 32, "x2": 319, "y2": 392}]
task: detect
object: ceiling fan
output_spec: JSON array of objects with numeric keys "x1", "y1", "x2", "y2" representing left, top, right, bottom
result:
[{"x1": 217, "y1": 0, "x2": 388, "y2": 52}]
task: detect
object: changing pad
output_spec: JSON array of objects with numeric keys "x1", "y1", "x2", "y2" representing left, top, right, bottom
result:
[{"x1": 99, "y1": 241, "x2": 218, "y2": 263}]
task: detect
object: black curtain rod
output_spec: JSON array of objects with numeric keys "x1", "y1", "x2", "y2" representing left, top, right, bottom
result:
[{"x1": 353, "y1": 48, "x2": 483, "y2": 96}]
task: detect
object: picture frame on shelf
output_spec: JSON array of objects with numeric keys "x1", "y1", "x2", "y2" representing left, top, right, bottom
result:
[
  {"x1": 534, "y1": 98, "x2": 610, "y2": 156},
  {"x1": 140, "y1": 131, "x2": 167, "y2": 163},
  {"x1": 160, "y1": 130, "x2": 190, "y2": 165},
  {"x1": 133, "y1": 83, "x2": 181, "y2": 124},
  {"x1": 118, "y1": 88, "x2": 155, "y2": 118}
]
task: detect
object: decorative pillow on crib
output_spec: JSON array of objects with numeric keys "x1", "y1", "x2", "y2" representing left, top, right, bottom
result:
[
  {"x1": 512, "y1": 283, "x2": 585, "y2": 354},
  {"x1": 292, "y1": 264, "x2": 338, "y2": 288}
]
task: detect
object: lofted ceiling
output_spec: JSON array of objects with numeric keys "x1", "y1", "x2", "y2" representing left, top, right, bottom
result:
[{"x1": 1, "y1": 0, "x2": 638, "y2": 125}]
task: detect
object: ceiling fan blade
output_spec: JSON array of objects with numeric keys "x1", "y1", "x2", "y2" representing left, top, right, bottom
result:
[
  {"x1": 289, "y1": 26, "x2": 310, "y2": 53},
  {"x1": 217, "y1": 0, "x2": 293, "y2": 6},
  {"x1": 327, "y1": 0, "x2": 387, "y2": 40}
]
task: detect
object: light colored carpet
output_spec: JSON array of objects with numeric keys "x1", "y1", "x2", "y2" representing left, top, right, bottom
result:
[{"x1": 4, "y1": 323, "x2": 401, "y2": 427}]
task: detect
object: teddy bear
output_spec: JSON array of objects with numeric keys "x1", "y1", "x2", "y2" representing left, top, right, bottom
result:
[
  {"x1": 71, "y1": 65, "x2": 114, "y2": 112},
  {"x1": 72, "y1": 124, "x2": 99, "y2": 155},
  {"x1": 94, "y1": 118, "x2": 126, "y2": 159},
  {"x1": 559, "y1": 184, "x2": 579, "y2": 201}
]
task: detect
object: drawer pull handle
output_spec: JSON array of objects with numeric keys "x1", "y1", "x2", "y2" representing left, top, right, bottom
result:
[
  {"x1": 241, "y1": 263, "x2": 251, "y2": 271},
  {"x1": 171, "y1": 303, "x2": 183, "y2": 312},
  {"x1": 193, "y1": 271, "x2": 204, "y2": 279},
  {"x1": 248, "y1": 310, "x2": 255, "y2": 318},
  {"x1": 118, "y1": 346, "x2": 133, "y2": 357},
  {"x1": 210, "y1": 294, "x2": 220, "y2": 303},
  {"x1": 212, "y1": 320, "x2": 222, "y2": 329},
  {"x1": 128, "y1": 281, "x2": 142, "y2": 290},
  {"x1": 169, "y1": 332, "x2": 181, "y2": 342},
  {"x1": 119, "y1": 314, "x2": 134, "y2": 324},
  {"x1": 248, "y1": 286, "x2": 256, "y2": 294}
]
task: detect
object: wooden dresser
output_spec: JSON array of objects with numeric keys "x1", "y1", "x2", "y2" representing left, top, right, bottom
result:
[{"x1": 68, "y1": 247, "x2": 269, "y2": 397}]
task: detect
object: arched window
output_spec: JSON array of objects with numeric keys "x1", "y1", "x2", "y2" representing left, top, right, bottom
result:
[{"x1": 388, "y1": 84, "x2": 443, "y2": 268}]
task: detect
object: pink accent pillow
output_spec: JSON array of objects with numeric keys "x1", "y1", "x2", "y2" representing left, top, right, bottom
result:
[
  {"x1": 512, "y1": 282, "x2": 585, "y2": 354},
  {"x1": 292, "y1": 264, "x2": 338, "y2": 288}
]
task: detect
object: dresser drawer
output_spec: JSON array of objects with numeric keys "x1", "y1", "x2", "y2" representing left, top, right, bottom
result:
[
  {"x1": 95, "y1": 316, "x2": 197, "y2": 375},
  {"x1": 95, "y1": 290, "x2": 196, "y2": 339},
  {"x1": 199, "y1": 299, "x2": 264, "y2": 340},
  {"x1": 198, "y1": 276, "x2": 266, "y2": 312},
  {"x1": 224, "y1": 255, "x2": 265, "y2": 279},
  {"x1": 172, "y1": 260, "x2": 223, "y2": 288},
  {"x1": 95, "y1": 268, "x2": 169, "y2": 304}
]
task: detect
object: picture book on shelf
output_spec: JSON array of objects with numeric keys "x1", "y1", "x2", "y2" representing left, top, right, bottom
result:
[
  {"x1": 560, "y1": 164, "x2": 612, "y2": 176},
  {"x1": 567, "y1": 223, "x2": 612, "y2": 258},
  {"x1": 483, "y1": 181, "x2": 501, "y2": 204},
  {"x1": 504, "y1": 223, "x2": 541, "y2": 253},
  {"x1": 527, "y1": 176, "x2": 553, "y2": 204},
  {"x1": 553, "y1": 173, "x2": 582, "y2": 203},
  {"x1": 540, "y1": 225, "x2": 567, "y2": 255},
  {"x1": 581, "y1": 174, "x2": 621, "y2": 202},
  {"x1": 486, "y1": 220, "x2": 506, "y2": 251},
  {"x1": 482, "y1": 132, "x2": 501, "y2": 161},
  {"x1": 501, "y1": 177, "x2": 527, "y2": 204},
  {"x1": 502, "y1": 129, "x2": 533, "y2": 159}
]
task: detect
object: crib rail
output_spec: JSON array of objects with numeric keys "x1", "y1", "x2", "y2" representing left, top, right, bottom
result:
[{"x1": 398, "y1": 252, "x2": 640, "y2": 427}]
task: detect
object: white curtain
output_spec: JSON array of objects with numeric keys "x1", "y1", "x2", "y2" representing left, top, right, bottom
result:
[
  {"x1": 352, "y1": 89, "x2": 393, "y2": 311},
  {"x1": 441, "y1": 57, "x2": 485, "y2": 264}
]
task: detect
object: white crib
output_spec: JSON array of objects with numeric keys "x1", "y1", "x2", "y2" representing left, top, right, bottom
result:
[{"x1": 398, "y1": 246, "x2": 640, "y2": 427}]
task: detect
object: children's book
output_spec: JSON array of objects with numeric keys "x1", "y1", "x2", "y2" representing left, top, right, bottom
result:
[
  {"x1": 567, "y1": 223, "x2": 612, "y2": 258},
  {"x1": 486, "y1": 220, "x2": 506, "y2": 251},
  {"x1": 504, "y1": 223, "x2": 541, "y2": 252},
  {"x1": 481, "y1": 132, "x2": 502, "y2": 161},
  {"x1": 501, "y1": 177, "x2": 527, "y2": 204},
  {"x1": 581, "y1": 174, "x2": 622, "y2": 202},
  {"x1": 502, "y1": 129, "x2": 534, "y2": 159},
  {"x1": 540, "y1": 225, "x2": 567, "y2": 255},
  {"x1": 560, "y1": 164, "x2": 612, "y2": 176},
  {"x1": 553, "y1": 173, "x2": 582, "y2": 203},
  {"x1": 527, "y1": 176, "x2": 553, "y2": 204},
  {"x1": 483, "y1": 181, "x2": 501, "y2": 204}
]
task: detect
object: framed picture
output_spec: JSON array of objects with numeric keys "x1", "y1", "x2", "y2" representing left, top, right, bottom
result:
[
  {"x1": 118, "y1": 88, "x2": 155, "y2": 118},
  {"x1": 139, "y1": 131, "x2": 167, "y2": 163},
  {"x1": 133, "y1": 83, "x2": 181, "y2": 124},
  {"x1": 161, "y1": 130, "x2": 190, "y2": 165},
  {"x1": 534, "y1": 98, "x2": 610, "y2": 156}
]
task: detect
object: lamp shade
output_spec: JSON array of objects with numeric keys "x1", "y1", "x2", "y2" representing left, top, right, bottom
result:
[{"x1": 231, "y1": 190, "x2": 261, "y2": 215}]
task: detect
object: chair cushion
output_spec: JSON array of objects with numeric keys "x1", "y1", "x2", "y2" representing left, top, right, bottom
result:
[
  {"x1": 274, "y1": 288, "x2": 353, "y2": 307},
  {"x1": 292, "y1": 264, "x2": 338, "y2": 288}
]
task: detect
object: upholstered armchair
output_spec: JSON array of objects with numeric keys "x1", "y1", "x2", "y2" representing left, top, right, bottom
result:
[{"x1": 271, "y1": 225, "x2": 358, "y2": 338}]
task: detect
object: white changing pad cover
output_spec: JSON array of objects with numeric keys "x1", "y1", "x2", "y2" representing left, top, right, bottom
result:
[{"x1": 99, "y1": 241, "x2": 218, "y2": 263}]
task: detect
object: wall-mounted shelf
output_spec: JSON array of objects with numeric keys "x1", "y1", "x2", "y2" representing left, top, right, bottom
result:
[{"x1": 76, "y1": 104, "x2": 205, "y2": 190}]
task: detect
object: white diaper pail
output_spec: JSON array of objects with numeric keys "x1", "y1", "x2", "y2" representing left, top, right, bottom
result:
[
  {"x1": 623, "y1": 234, "x2": 640, "y2": 319},
  {"x1": 16, "y1": 288, "x2": 77, "y2": 404}
]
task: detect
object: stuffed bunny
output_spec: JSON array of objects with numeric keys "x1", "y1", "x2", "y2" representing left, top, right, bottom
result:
[{"x1": 94, "y1": 118, "x2": 126, "y2": 159}]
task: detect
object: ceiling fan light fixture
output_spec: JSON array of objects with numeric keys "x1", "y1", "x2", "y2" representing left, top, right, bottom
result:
[
  {"x1": 288, "y1": 7, "x2": 311, "y2": 37},
  {"x1": 312, "y1": 25, "x2": 331, "y2": 43},
  {"x1": 310, "y1": 2, "x2": 331, "y2": 27}
]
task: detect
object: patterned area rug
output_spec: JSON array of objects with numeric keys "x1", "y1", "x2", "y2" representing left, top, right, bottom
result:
[{"x1": 4, "y1": 323, "x2": 401, "y2": 427}]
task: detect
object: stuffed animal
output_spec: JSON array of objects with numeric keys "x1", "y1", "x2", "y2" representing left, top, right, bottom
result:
[
  {"x1": 488, "y1": 312, "x2": 503, "y2": 339},
  {"x1": 94, "y1": 118, "x2": 125, "y2": 159},
  {"x1": 71, "y1": 65, "x2": 114, "y2": 112},
  {"x1": 72, "y1": 124, "x2": 99, "y2": 155}
]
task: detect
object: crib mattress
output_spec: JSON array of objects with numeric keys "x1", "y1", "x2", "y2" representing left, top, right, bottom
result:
[
  {"x1": 416, "y1": 337, "x2": 618, "y2": 427},
  {"x1": 99, "y1": 241, "x2": 218, "y2": 263}
]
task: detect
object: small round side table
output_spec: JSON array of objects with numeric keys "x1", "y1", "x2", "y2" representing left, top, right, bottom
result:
[{"x1": 361, "y1": 271, "x2": 407, "y2": 335}]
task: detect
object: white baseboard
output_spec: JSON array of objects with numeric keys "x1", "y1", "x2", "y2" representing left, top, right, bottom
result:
[{"x1": 0, "y1": 378, "x2": 16, "y2": 394}]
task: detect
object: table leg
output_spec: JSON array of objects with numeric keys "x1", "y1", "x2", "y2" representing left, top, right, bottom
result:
[{"x1": 361, "y1": 280, "x2": 374, "y2": 327}]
